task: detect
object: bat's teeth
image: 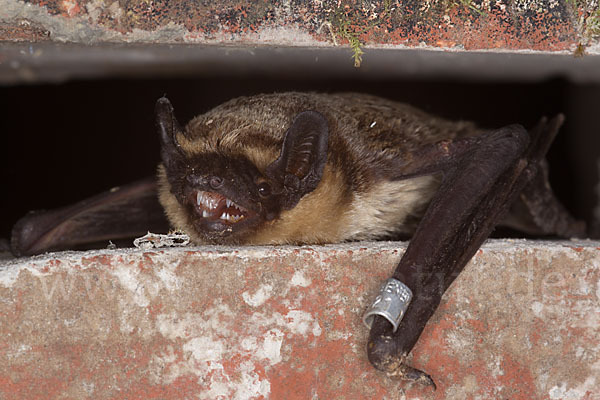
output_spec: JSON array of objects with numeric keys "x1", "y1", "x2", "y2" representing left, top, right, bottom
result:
[
  {"x1": 193, "y1": 190, "x2": 249, "y2": 223},
  {"x1": 217, "y1": 209, "x2": 245, "y2": 223},
  {"x1": 195, "y1": 191, "x2": 222, "y2": 211}
]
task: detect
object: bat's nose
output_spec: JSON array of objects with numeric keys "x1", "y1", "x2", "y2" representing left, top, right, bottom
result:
[
  {"x1": 186, "y1": 174, "x2": 225, "y2": 190},
  {"x1": 209, "y1": 176, "x2": 224, "y2": 189}
]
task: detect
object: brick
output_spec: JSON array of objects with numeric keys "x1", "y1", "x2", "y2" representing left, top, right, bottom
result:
[{"x1": 0, "y1": 0, "x2": 598, "y2": 54}]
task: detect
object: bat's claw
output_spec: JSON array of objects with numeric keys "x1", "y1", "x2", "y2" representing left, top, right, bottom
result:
[
  {"x1": 367, "y1": 333, "x2": 436, "y2": 390},
  {"x1": 398, "y1": 364, "x2": 436, "y2": 390},
  {"x1": 378, "y1": 360, "x2": 436, "y2": 390}
]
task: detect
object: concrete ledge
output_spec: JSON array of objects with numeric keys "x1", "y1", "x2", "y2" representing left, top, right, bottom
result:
[
  {"x1": 1, "y1": 239, "x2": 599, "y2": 399},
  {"x1": 3, "y1": 43, "x2": 600, "y2": 85}
]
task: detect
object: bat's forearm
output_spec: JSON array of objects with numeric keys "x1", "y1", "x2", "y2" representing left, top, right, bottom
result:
[{"x1": 366, "y1": 124, "x2": 537, "y2": 382}]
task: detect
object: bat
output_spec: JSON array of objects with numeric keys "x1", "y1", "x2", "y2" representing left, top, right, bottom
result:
[{"x1": 10, "y1": 92, "x2": 585, "y2": 387}]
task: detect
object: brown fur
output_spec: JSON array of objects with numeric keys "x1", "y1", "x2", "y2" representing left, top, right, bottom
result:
[{"x1": 158, "y1": 92, "x2": 482, "y2": 245}]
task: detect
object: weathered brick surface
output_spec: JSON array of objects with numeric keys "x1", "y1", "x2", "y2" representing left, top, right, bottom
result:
[
  {"x1": 0, "y1": 0, "x2": 598, "y2": 54},
  {"x1": 1, "y1": 239, "x2": 599, "y2": 399}
]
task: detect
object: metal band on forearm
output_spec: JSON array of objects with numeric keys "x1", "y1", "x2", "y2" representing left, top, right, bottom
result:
[{"x1": 363, "y1": 278, "x2": 413, "y2": 333}]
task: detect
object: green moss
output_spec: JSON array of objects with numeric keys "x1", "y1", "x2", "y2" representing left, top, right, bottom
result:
[
  {"x1": 327, "y1": 0, "x2": 485, "y2": 67},
  {"x1": 328, "y1": 1, "x2": 395, "y2": 68},
  {"x1": 566, "y1": 0, "x2": 600, "y2": 40},
  {"x1": 587, "y1": 9, "x2": 600, "y2": 38},
  {"x1": 334, "y1": 18, "x2": 365, "y2": 67},
  {"x1": 453, "y1": 0, "x2": 484, "y2": 15},
  {"x1": 329, "y1": 5, "x2": 367, "y2": 68}
]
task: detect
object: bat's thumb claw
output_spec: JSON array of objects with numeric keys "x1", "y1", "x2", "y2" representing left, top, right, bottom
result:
[
  {"x1": 399, "y1": 364, "x2": 436, "y2": 390},
  {"x1": 380, "y1": 361, "x2": 436, "y2": 390},
  {"x1": 367, "y1": 333, "x2": 436, "y2": 389}
]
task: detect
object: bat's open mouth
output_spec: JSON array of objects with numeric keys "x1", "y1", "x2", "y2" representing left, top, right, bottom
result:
[{"x1": 192, "y1": 190, "x2": 253, "y2": 224}]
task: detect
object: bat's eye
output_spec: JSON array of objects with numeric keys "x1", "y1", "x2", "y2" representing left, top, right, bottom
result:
[{"x1": 258, "y1": 182, "x2": 271, "y2": 198}]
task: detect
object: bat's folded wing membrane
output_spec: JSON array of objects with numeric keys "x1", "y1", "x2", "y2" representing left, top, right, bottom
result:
[{"x1": 11, "y1": 177, "x2": 170, "y2": 256}]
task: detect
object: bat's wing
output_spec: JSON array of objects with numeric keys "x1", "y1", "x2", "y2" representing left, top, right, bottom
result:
[
  {"x1": 11, "y1": 177, "x2": 170, "y2": 256},
  {"x1": 380, "y1": 117, "x2": 585, "y2": 239},
  {"x1": 365, "y1": 115, "x2": 585, "y2": 386}
]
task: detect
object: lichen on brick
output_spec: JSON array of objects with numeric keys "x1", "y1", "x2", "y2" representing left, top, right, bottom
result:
[{"x1": 2, "y1": 0, "x2": 592, "y2": 52}]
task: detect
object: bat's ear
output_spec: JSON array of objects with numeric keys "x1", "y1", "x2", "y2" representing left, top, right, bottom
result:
[
  {"x1": 266, "y1": 110, "x2": 329, "y2": 209},
  {"x1": 156, "y1": 96, "x2": 185, "y2": 168}
]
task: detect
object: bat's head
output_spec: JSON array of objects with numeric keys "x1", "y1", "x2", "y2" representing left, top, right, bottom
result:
[{"x1": 155, "y1": 96, "x2": 332, "y2": 244}]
